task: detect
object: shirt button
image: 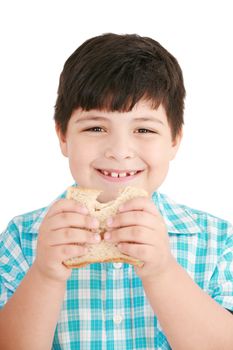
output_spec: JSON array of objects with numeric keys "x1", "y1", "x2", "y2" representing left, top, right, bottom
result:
[
  {"x1": 113, "y1": 313, "x2": 123, "y2": 324},
  {"x1": 113, "y1": 262, "x2": 123, "y2": 269}
]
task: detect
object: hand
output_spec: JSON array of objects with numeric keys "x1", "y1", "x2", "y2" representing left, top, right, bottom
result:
[
  {"x1": 104, "y1": 196, "x2": 174, "y2": 283},
  {"x1": 34, "y1": 199, "x2": 101, "y2": 283}
]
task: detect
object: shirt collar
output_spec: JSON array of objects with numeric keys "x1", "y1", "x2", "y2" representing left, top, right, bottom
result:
[
  {"x1": 152, "y1": 192, "x2": 202, "y2": 235},
  {"x1": 30, "y1": 187, "x2": 202, "y2": 235}
]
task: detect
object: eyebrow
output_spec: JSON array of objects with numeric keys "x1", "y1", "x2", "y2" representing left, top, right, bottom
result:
[{"x1": 75, "y1": 115, "x2": 164, "y2": 125}]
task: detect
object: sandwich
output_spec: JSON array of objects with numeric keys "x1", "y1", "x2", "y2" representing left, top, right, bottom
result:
[{"x1": 63, "y1": 186, "x2": 148, "y2": 268}]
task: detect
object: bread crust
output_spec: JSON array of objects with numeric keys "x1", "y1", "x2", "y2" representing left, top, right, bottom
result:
[{"x1": 63, "y1": 186, "x2": 148, "y2": 268}]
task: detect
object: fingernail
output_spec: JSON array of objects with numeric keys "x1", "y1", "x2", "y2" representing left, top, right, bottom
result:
[
  {"x1": 104, "y1": 232, "x2": 111, "y2": 241},
  {"x1": 91, "y1": 218, "x2": 99, "y2": 228},
  {"x1": 80, "y1": 206, "x2": 89, "y2": 214},
  {"x1": 118, "y1": 205, "x2": 124, "y2": 212},
  {"x1": 93, "y1": 233, "x2": 101, "y2": 242},
  {"x1": 106, "y1": 217, "x2": 113, "y2": 226}
]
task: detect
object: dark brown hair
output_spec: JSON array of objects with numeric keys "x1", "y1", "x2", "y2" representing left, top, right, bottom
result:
[{"x1": 54, "y1": 33, "x2": 185, "y2": 139}]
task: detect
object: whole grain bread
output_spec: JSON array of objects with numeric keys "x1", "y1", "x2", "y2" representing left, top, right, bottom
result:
[{"x1": 63, "y1": 186, "x2": 148, "y2": 268}]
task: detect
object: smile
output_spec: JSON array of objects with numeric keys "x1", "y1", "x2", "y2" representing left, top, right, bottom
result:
[{"x1": 96, "y1": 169, "x2": 143, "y2": 182}]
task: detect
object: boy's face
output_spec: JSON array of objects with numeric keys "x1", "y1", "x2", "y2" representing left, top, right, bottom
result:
[{"x1": 57, "y1": 100, "x2": 182, "y2": 202}]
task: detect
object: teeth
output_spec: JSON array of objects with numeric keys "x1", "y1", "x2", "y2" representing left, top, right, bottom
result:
[
  {"x1": 119, "y1": 172, "x2": 127, "y2": 178},
  {"x1": 111, "y1": 172, "x2": 118, "y2": 178},
  {"x1": 100, "y1": 170, "x2": 138, "y2": 177}
]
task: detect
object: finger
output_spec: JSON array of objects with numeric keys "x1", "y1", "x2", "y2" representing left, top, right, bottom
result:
[
  {"x1": 107, "y1": 210, "x2": 158, "y2": 231},
  {"x1": 118, "y1": 196, "x2": 160, "y2": 216},
  {"x1": 117, "y1": 242, "x2": 153, "y2": 262},
  {"x1": 104, "y1": 226, "x2": 155, "y2": 245},
  {"x1": 46, "y1": 199, "x2": 89, "y2": 218},
  {"x1": 50, "y1": 244, "x2": 88, "y2": 262},
  {"x1": 47, "y1": 228, "x2": 101, "y2": 246},
  {"x1": 46, "y1": 212, "x2": 99, "y2": 231}
]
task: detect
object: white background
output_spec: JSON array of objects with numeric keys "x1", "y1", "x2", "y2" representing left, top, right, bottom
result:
[{"x1": 0, "y1": 0, "x2": 232, "y2": 232}]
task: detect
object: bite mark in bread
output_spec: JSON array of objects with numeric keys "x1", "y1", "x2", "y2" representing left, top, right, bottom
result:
[{"x1": 63, "y1": 186, "x2": 148, "y2": 268}]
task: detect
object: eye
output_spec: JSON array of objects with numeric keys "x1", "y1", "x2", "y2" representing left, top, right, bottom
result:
[
  {"x1": 136, "y1": 128, "x2": 156, "y2": 134},
  {"x1": 84, "y1": 126, "x2": 105, "y2": 132}
]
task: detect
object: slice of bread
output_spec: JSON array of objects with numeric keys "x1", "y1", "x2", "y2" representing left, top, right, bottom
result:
[{"x1": 63, "y1": 186, "x2": 148, "y2": 268}]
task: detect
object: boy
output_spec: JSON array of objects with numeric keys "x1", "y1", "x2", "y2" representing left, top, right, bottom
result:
[{"x1": 0, "y1": 33, "x2": 233, "y2": 350}]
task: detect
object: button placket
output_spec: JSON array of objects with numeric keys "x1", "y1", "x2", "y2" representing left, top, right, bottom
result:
[{"x1": 112, "y1": 265, "x2": 124, "y2": 326}]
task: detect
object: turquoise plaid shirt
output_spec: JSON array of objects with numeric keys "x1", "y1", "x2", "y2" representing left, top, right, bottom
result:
[{"x1": 1, "y1": 189, "x2": 233, "y2": 349}]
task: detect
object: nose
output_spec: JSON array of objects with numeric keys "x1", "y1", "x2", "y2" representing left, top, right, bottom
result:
[{"x1": 104, "y1": 134, "x2": 135, "y2": 160}]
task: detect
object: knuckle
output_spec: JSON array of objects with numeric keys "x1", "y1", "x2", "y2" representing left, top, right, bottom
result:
[
  {"x1": 62, "y1": 244, "x2": 86, "y2": 258},
  {"x1": 60, "y1": 212, "x2": 68, "y2": 221},
  {"x1": 133, "y1": 211, "x2": 142, "y2": 221},
  {"x1": 64, "y1": 228, "x2": 88, "y2": 244},
  {"x1": 132, "y1": 226, "x2": 142, "y2": 239},
  {"x1": 64, "y1": 228, "x2": 73, "y2": 240}
]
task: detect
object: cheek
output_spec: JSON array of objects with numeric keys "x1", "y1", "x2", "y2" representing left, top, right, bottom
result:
[
  {"x1": 143, "y1": 142, "x2": 171, "y2": 166},
  {"x1": 68, "y1": 150, "x2": 90, "y2": 184},
  {"x1": 67, "y1": 139, "x2": 98, "y2": 168}
]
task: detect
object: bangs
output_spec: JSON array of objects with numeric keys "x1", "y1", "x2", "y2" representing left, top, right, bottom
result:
[{"x1": 74, "y1": 88, "x2": 164, "y2": 113}]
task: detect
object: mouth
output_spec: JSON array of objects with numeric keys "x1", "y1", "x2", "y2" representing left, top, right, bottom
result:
[{"x1": 96, "y1": 169, "x2": 143, "y2": 182}]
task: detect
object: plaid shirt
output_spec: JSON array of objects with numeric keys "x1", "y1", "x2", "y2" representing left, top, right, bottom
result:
[{"x1": 1, "y1": 189, "x2": 233, "y2": 349}]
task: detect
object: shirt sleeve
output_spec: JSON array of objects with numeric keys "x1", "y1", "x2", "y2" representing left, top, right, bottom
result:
[
  {"x1": 0, "y1": 220, "x2": 30, "y2": 309},
  {"x1": 209, "y1": 225, "x2": 233, "y2": 311}
]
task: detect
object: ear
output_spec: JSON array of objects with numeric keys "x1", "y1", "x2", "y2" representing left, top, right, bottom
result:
[
  {"x1": 55, "y1": 124, "x2": 68, "y2": 157},
  {"x1": 170, "y1": 128, "x2": 183, "y2": 160}
]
